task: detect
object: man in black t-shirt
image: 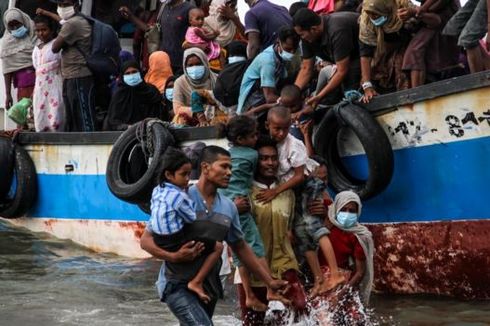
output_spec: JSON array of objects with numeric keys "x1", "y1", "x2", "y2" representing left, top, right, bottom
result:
[{"x1": 293, "y1": 8, "x2": 361, "y2": 108}]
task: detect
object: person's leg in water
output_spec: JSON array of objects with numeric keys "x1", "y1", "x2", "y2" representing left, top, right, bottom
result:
[
  {"x1": 239, "y1": 265, "x2": 268, "y2": 312},
  {"x1": 188, "y1": 241, "x2": 225, "y2": 303},
  {"x1": 317, "y1": 235, "x2": 345, "y2": 292},
  {"x1": 165, "y1": 282, "x2": 214, "y2": 326}
]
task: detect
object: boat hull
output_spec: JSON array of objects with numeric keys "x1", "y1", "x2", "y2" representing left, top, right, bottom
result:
[{"x1": 3, "y1": 73, "x2": 490, "y2": 299}]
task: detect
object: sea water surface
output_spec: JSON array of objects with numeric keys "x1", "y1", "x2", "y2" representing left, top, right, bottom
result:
[{"x1": 0, "y1": 220, "x2": 489, "y2": 326}]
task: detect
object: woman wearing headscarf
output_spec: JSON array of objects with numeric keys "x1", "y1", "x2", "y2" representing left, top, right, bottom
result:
[
  {"x1": 172, "y1": 48, "x2": 219, "y2": 126},
  {"x1": 163, "y1": 75, "x2": 176, "y2": 121},
  {"x1": 1, "y1": 8, "x2": 38, "y2": 111},
  {"x1": 322, "y1": 191, "x2": 374, "y2": 306},
  {"x1": 144, "y1": 51, "x2": 173, "y2": 94},
  {"x1": 359, "y1": 0, "x2": 413, "y2": 102},
  {"x1": 103, "y1": 60, "x2": 164, "y2": 131},
  {"x1": 203, "y1": 0, "x2": 245, "y2": 47}
]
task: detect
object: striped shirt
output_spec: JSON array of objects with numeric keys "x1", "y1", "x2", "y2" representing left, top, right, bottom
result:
[{"x1": 149, "y1": 183, "x2": 196, "y2": 235}]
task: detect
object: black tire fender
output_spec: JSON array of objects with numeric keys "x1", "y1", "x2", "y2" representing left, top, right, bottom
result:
[
  {"x1": 0, "y1": 137, "x2": 14, "y2": 199},
  {"x1": 313, "y1": 102, "x2": 394, "y2": 199},
  {"x1": 0, "y1": 144, "x2": 38, "y2": 218},
  {"x1": 106, "y1": 122, "x2": 174, "y2": 204}
]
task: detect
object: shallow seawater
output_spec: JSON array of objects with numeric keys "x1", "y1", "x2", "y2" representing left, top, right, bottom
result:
[{"x1": 0, "y1": 220, "x2": 489, "y2": 326}]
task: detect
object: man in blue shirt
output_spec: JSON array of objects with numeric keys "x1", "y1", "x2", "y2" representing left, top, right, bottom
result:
[
  {"x1": 244, "y1": 0, "x2": 292, "y2": 59},
  {"x1": 140, "y1": 145, "x2": 288, "y2": 325}
]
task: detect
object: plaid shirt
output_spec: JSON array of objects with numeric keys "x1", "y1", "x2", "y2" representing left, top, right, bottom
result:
[{"x1": 149, "y1": 183, "x2": 196, "y2": 235}]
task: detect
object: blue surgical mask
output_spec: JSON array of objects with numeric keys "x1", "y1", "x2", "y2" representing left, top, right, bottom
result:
[
  {"x1": 186, "y1": 65, "x2": 206, "y2": 80},
  {"x1": 11, "y1": 25, "x2": 28, "y2": 38},
  {"x1": 123, "y1": 72, "x2": 143, "y2": 87},
  {"x1": 370, "y1": 16, "x2": 388, "y2": 27},
  {"x1": 336, "y1": 211, "x2": 358, "y2": 229},
  {"x1": 228, "y1": 56, "x2": 246, "y2": 64},
  {"x1": 165, "y1": 88, "x2": 174, "y2": 101}
]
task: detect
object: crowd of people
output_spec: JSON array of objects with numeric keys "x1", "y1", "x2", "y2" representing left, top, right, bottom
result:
[
  {"x1": 1, "y1": 0, "x2": 489, "y2": 324},
  {"x1": 2, "y1": 0, "x2": 489, "y2": 133}
]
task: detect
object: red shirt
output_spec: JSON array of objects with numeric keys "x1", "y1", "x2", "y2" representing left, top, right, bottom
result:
[{"x1": 319, "y1": 226, "x2": 365, "y2": 270}]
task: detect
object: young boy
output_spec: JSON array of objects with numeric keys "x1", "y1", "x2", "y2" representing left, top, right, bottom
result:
[{"x1": 258, "y1": 106, "x2": 345, "y2": 296}]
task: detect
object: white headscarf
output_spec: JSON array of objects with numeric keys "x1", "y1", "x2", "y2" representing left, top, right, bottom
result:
[
  {"x1": 1, "y1": 8, "x2": 37, "y2": 74},
  {"x1": 204, "y1": 0, "x2": 238, "y2": 47},
  {"x1": 328, "y1": 190, "x2": 375, "y2": 305}
]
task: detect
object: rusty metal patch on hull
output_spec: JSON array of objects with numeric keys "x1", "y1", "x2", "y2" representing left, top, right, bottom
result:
[{"x1": 368, "y1": 220, "x2": 490, "y2": 299}]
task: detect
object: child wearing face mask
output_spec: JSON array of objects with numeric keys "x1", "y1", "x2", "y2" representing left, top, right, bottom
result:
[{"x1": 322, "y1": 190, "x2": 374, "y2": 306}]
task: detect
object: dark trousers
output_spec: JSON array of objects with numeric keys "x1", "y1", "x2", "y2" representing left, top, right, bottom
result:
[{"x1": 62, "y1": 76, "x2": 96, "y2": 132}]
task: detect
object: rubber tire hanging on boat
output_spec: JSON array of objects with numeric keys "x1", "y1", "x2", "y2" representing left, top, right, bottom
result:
[
  {"x1": 0, "y1": 144, "x2": 38, "y2": 218},
  {"x1": 106, "y1": 121, "x2": 175, "y2": 204},
  {"x1": 314, "y1": 101, "x2": 394, "y2": 199},
  {"x1": 0, "y1": 137, "x2": 15, "y2": 199}
]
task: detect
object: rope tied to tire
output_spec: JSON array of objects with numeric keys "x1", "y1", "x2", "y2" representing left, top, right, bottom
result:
[{"x1": 106, "y1": 119, "x2": 175, "y2": 204}]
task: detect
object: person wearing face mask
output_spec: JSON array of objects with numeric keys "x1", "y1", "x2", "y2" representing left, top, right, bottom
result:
[
  {"x1": 320, "y1": 190, "x2": 374, "y2": 306},
  {"x1": 163, "y1": 76, "x2": 176, "y2": 121},
  {"x1": 103, "y1": 61, "x2": 164, "y2": 131},
  {"x1": 50, "y1": 0, "x2": 96, "y2": 132},
  {"x1": 1, "y1": 8, "x2": 37, "y2": 114},
  {"x1": 236, "y1": 27, "x2": 300, "y2": 118},
  {"x1": 172, "y1": 48, "x2": 217, "y2": 125}
]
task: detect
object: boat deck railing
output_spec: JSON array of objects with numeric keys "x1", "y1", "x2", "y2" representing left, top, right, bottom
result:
[{"x1": 15, "y1": 70, "x2": 490, "y2": 145}]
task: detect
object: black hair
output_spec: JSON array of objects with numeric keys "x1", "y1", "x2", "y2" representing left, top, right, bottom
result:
[
  {"x1": 289, "y1": 2, "x2": 308, "y2": 18},
  {"x1": 280, "y1": 84, "x2": 301, "y2": 100},
  {"x1": 267, "y1": 105, "x2": 291, "y2": 122},
  {"x1": 310, "y1": 154, "x2": 327, "y2": 166},
  {"x1": 34, "y1": 14, "x2": 59, "y2": 35},
  {"x1": 293, "y1": 8, "x2": 321, "y2": 30},
  {"x1": 200, "y1": 145, "x2": 230, "y2": 164},
  {"x1": 157, "y1": 147, "x2": 192, "y2": 185},
  {"x1": 255, "y1": 135, "x2": 277, "y2": 151},
  {"x1": 278, "y1": 26, "x2": 300, "y2": 49},
  {"x1": 225, "y1": 115, "x2": 257, "y2": 144},
  {"x1": 225, "y1": 41, "x2": 247, "y2": 58}
]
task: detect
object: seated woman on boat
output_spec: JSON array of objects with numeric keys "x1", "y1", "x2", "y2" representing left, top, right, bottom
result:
[
  {"x1": 172, "y1": 48, "x2": 227, "y2": 126},
  {"x1": 103, "y1": 60, "x2": 164, "y2": 131},
  {"x1": 320, "y1": 191, "x2": 374, "y2": 306}
]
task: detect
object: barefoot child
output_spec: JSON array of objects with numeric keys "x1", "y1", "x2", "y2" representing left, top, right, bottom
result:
[
  {"x1": 260, "y1": 106, "x2": 345, "y2": 297},
  {"x1": 221, "y1": 116, "x2": 288, "y2": 311},
  {"x1": 185, "y1": 8, "x2": 221, "y2": 61},
  {"x1": 149, "y1": 147, "x2": 224, "y2": 303}
]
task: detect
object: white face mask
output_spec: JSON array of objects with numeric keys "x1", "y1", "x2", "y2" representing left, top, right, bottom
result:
[{"x1": 57, "y1": 6, "x2": 76, "y2": 21}]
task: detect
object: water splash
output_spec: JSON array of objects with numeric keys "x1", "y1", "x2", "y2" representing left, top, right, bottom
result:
[{"x1": 263, "y1": 286, "x2": 384, "y2": 326}]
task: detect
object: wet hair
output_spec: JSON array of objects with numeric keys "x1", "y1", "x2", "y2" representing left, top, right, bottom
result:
[
  {"x1": 157, "y1": 147, "x2": 192, "y2": 185},
  {"x1": 255, "y1": 135, "x2": 277, "y2": 151},
  {"x1": 280, "y1": 84, "x2": 301, "y2": 101},
  {"x1": 293, "y1": 8, "x2": 321, "y2": 30},
  {"x1": 225, "y1": 41, "x2": 247, "y2": 58},
  {"x1": 200, "y1": 145, "x2": 230, "y2": 164},
  {"x1": 278, "y1": 26, "x2": 300, "y2": 49},
  {"x1": 34, "y1": 14, "x2": 59, "y2": 35},
  {"x1": 311, "y1": 154, "x2": 327, "y2": 166},
  {"x1": 289, "y1": 2, "x2": 308, "y2": 17},
  {"x1": 225, "y1": 115, "x2": 257, "y2": 144},
  {"x1": 267, "y1": 105, "x2": 291, "y2": 122}
]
